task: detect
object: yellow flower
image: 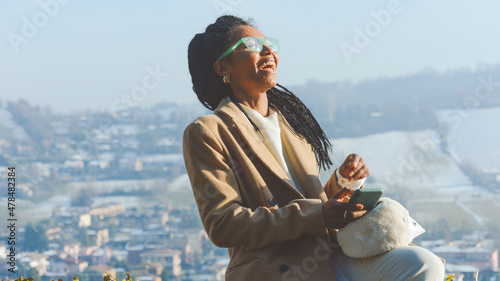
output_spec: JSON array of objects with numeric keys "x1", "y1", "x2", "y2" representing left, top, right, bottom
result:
[{"x1": 446, "y1": 274, "x2": 454, "y2": 281}]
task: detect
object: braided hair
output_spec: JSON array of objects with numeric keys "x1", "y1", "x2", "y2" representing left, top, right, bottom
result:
[{"x1": 187, "y1": 15, "x2": 333, "y2": 170}]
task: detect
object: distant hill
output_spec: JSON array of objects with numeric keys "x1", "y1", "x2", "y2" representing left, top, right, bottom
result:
[{"x1": 289, "y1": 64, "x2": 500, "y2": 138}]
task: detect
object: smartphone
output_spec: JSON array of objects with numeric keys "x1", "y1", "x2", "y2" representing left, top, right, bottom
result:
[{"x1": 348, "y1": 188, "x2": 383, "y2": 210}]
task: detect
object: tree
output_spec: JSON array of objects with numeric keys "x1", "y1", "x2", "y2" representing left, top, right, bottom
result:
[
  {"x1": 112, "y1": 260, "x2": 130, "y2": 272},
  {"x1": 27, "y1": 267, "x2": 42, "y2": 281},
  {"x1": 78, "y1": 227, "x2": 90, "y2": 246},
  {"x1": 24, "y1": 223, "x2": 49, "y2": 252},
  {"x1": 0, "y1": 154, "x2": 9, "y2": 166},
  {"x1": 71, "y1": 188, "x2": 93, "y2": 207},
  {"x1": 160, "y1": 266, "x2": 169, "y2": 281},
  {"x1": 17, "y1": 263, "x2": 41, "y2": 281},
  {"x1": 108, "y1": 224, "x2": 116, "y2": 239},
  {"x1": 6, "y1": 99, "x2": 54, "y2": 155}
]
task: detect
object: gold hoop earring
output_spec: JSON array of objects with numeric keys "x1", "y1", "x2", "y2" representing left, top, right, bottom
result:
[{"x1": 223, "y1": 75, "x2": 230, "y2": 84}]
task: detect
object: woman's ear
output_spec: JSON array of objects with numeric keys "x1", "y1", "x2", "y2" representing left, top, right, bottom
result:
[{"x1": 213, "y1": 60, "x2": 230, "y2": 77}]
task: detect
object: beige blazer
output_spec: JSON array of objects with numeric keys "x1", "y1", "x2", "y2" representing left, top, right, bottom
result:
[{"x1": 183, "y1": 98, "x2": 343, "y2": 280}]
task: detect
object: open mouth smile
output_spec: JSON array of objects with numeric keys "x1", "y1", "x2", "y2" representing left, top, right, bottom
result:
[{"x1": 257, "y1": 60, "x2": 277, "y2": 73}]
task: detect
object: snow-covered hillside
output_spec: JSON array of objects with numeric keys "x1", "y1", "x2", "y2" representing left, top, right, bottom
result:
[
  {"x1": 439, "y1": 107, "x2": 500, "y2": 171},
  {"x1": 328, "y1": 129, "x2": 487, "y2": 198},
  {"x1": 323, "y1": 107, "x2": 500, "y2": 229}
]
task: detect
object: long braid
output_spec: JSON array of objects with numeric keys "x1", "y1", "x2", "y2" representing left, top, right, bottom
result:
[
  {"x1": 268, "y1": 84, "x2": 333, "y2": 170},
  {"x1": 188, "y1": 15, "x2": 333, "y2": 170}
]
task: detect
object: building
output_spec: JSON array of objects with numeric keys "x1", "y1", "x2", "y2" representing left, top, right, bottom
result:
[
  {"x1": 91, "y1": 247, "x2": 112, "y2": 265},
  {"x1": 130, "y1": 229, "x2": 171, "y2": 244},
  {"x1": 140, "y1": 249, "x2": 182, "y2": 279},
  {"x1": 445, "y1": 264, "x2": 478, "y2": 281},
  {"x1": 84, "y1": 264, "x2": 116, "y2": 281},
  {"x1": 18, "y1": 252, "x2": 50, "y2": 276},
  {"x1": 431, "y1": 245, "x2": 498, "y2": 271}
]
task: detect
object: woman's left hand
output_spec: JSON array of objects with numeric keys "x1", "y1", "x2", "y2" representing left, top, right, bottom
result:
[{"x1": 338, "y1": 153, "x2": 370, "y2": 182}]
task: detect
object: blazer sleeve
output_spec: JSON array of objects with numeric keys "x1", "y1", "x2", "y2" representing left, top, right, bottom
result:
[
  {"x1": 183, "y1": 121, "x2": 329, "y2": 250},
  {"x1": 323, "y1": 170, "x2": 343, "y2": 199}
]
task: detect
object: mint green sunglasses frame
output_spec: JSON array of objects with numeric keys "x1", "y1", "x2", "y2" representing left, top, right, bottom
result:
[{"x1": 216, "y1": 37, "x2": 280, "y2": 61}]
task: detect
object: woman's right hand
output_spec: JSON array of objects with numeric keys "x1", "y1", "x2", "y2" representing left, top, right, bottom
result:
[{"x1": 323, "y1": 187, "x2": 367, "y2": 229}]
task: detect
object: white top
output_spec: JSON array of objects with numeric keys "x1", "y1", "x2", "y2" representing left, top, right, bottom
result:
[
  {"x1": 236, "y1": 101, "x2": 364, "y2": 194},
  {"x1": 239, "y1": 104, "x2": 305, "y2": 195}
]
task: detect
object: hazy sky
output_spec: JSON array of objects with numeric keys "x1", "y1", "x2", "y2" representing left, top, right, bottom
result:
[{"x1": 1, "y1": 0, "x2": 500, "y2": 113}]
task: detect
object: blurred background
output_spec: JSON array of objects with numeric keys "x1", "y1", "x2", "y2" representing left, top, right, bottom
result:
[{"x1": 1, "y1": 1, "x2": 500, "y2": 280}]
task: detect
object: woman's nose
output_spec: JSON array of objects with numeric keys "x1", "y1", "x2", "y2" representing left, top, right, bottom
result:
[{"x1": 260, "y1": 44, "x2": 274, "y2": 55}]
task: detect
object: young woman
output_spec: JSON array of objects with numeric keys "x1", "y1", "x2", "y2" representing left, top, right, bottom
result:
[{"x1": 184, "y1": 15, "x2": 444, "y2": 280}]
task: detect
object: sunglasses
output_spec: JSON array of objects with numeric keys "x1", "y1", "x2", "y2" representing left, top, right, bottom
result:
[{"x1": 216, "y1": 37, "x2": 280, "y2": 61}]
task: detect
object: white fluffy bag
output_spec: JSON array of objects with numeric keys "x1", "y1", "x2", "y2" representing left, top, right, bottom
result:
[{"x1": 337, "y1": 197, "x2": 424, "y2": 258}]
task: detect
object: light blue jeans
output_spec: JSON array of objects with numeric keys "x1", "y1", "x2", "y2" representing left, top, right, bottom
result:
[{"x1": 332, "y1": 246, "x2": 445, "y2": 281}]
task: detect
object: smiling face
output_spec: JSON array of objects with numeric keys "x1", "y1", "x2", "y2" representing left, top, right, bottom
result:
[{"x1": 214, "y1": 25, "x2": 279, "y2": 100}]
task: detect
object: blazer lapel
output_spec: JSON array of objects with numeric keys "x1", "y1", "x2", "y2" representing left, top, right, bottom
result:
[
  {"x1": 280, "y1": 118, "x2": 328, "y2": 202},
  {"x1": 215, "y1": 98, "x2": 304, "y2": 199}
]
